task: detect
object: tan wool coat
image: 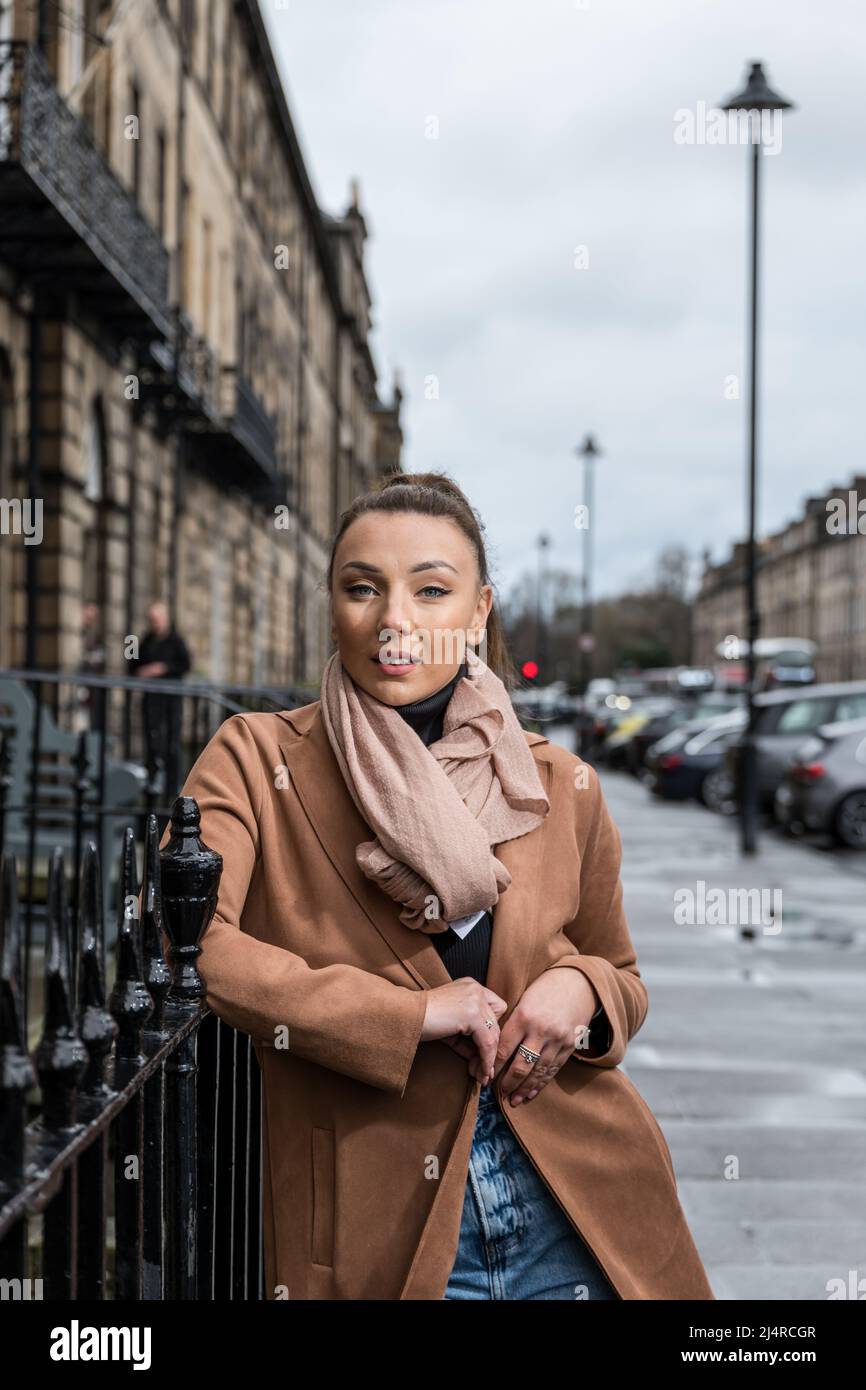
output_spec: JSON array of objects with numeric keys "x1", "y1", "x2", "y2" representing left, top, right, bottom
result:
[{"x1": 167, "y1": 702, "x2": 715, "y2": 1301}]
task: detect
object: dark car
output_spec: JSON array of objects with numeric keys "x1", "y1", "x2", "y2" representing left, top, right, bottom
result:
[
  {"x1": 600, "y1": 697, "x2": 682, "y2": 769},
  {"x1": 626, "y1": 693, "x2": 743, "y2": 776},
  {"x1": 645, "y1": 710, "x2": 746, "y2": 812},
  {"x1": 725, "y1": 682, "x2": 866, "y2": 810},
  {"x1": 774, "y1": 716, "x2": 866, "y2": 847}
]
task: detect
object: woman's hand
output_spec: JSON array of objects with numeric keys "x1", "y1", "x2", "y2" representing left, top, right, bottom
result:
[
  {"x1": 492, "y1": 968, "x2": 601, "y2": 1106},
  {"x1": 421, "y1": 978, "x2": 508, "y2": 1083}
]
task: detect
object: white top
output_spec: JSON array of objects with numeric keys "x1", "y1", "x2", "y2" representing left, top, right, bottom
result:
[{"x1": 447, "y1": 909, "x2": 488, "y2": 939}]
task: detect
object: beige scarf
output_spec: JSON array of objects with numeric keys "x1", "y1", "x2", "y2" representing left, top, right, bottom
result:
[{"x1": 319, "y1": 646, "x2": 550, "y2": 933}]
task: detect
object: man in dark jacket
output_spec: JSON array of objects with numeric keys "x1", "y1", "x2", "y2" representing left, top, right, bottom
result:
[{"x1": 130, "y1": 601, "x2": 192, "y2": 796}]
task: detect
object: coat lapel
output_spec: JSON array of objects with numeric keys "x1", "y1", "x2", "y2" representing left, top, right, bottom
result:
[{"x1": 276, "y1": 703, "x2": 553, "y2": 1009}]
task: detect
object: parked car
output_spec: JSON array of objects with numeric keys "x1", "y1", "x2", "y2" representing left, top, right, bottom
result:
[
  {"x1": 582, "y1": 678, "x2": 616, "y2": 713},
  {"x1": 725, "y1": 682, "x2": 866, "y2": 810},
  {"x1": 598, "y1": 698, "x2": 679, "y2": 769},
  {"x1": 645, "y1": 710, "x2": 746, "y2": 811},
  {"x1": 625, "y1": 693, "x2": 743, "y2": 775},
  {"x1": 774, "y1": 716, "x2": 866, "y2": 847},
  {"x1": 513, "y1": 682, "x2": 579, "y2": 721}
]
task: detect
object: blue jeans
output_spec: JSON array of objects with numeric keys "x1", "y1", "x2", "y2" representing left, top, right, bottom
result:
[{"x1": 444, "y1": 1083, "x2": 618, "y2": 1300}]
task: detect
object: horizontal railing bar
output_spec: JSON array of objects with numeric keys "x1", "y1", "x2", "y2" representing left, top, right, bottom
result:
[
  {"x1": 0, "y1": 666, "x2": 316, "y2": 704},
  {"x1": 1, "y1": 802, "x2": 157, "y2": 817},
  {"x1": 0, "y1": 1003, "x2": 210, "y2": 1237}
]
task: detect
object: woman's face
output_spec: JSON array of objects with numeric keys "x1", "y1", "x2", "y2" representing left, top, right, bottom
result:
[{"x1": 330, "y1": 512, "x2": 493, "y2": 705}]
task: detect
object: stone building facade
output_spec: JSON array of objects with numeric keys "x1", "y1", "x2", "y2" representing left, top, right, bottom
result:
[
  {"x1": 0, "y1": 0, "x2": 402, "y2": 690},
  {"x1": 692, "y1": 476, "x2": 866, "y2": 683}
]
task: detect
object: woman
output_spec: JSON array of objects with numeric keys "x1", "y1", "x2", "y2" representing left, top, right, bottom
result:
[{"x1": 173, "y1": 472, "x2": 715, "y2": 1301}]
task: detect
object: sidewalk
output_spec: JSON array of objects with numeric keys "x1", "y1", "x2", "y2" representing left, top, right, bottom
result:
[{"x1": 556, "y1": 730, "x2": 866, "y2": 1300}]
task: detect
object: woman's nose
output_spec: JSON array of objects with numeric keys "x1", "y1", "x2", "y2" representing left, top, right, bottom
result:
[{"x1": 376, "y1": 601, "x2": 418, "y2": 642}]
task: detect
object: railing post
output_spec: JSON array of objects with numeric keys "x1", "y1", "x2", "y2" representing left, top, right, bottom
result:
[
  {"x1": 34, "y1": 849, "x2": 88, "y2": 1298},
  {"x1": 140, "y1": 814, "x2": 173, "y2": 1299},
  {"x1": 159, "y1": 795, "x2": 221, "y2": 1300},
  {"x1": 0, "y1": 853, "x2": 37, "y2": 1282},
  {"x1": 76, "y1": 839, "x2": 118, "y2": 1299},
  {"x1": 0, "y1": 731, "x2": 11, "y2": 860},
  {"x1": 70, "y1": 733, "x2": 93, "y2": 1000},
  {"x1": 109, "y1": 828, "x2": 153, "y2": 1300}
]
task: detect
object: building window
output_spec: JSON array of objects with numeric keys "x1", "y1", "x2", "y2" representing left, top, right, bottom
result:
[
  {"x1": 82, "y1": 403, "x2": 104, "y2": 502},
  {"x1": 69, "y1": 0, "x2": 86, "y2": 87},
  {"x1": 181, "y1": 0, "x2": 197, "y2": 56},
  {"x1": 130, "y1": 79, "x2": 141, "y2": 204},
  {"x1": 206, "y1": 0, "x2": 217, "y2": 98},
  {"x1": 222, "y1": 24, "x2": 233, "y2": 137},
  {"x1": 179, "y1": 180, "x2": 192, "y2": 308},
  {"x1": 156, "y1": 129, "x2": 167, "y2": 239},
  {"x1": 202, "y1": 217, "x2": 212, "y2": 341}
]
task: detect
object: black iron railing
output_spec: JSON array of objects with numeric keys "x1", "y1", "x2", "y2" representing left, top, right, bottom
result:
[
  {"x1": 0, "y1": 795, "x2": 263, "y2": 1300},
  {"x1": 0, "y1": 665, "x2": 313, "y2": 996},
  {"x1": 137, "y1": 320, "x2": 280, "y2": 494},
  {"x1": 0, "y1": 40, "x2": 172, "y2": 344},
  {"x1": 221, "y1": 366, "x2": 279, "y2": 483}
]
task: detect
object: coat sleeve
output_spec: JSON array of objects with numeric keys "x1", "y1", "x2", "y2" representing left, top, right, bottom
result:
[
  {"x1": 158, "y1": 713, "x2": 428, "y2": 1096},
  {"x1": 542, "y1": 760, "x2": 648, "y2": 1068}
]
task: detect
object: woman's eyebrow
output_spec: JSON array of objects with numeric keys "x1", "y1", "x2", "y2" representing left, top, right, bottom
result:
[{"x1": 340, "y1": 560, "x2": 460, "y2": 574}]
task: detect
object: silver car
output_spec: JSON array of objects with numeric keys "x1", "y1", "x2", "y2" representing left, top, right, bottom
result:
[
  {"x1": 774, "y1": 716, "x2": 866, "y2": 848},
  {"x1": 725, "y1": 680, "x2": 866, "y2": 809}
]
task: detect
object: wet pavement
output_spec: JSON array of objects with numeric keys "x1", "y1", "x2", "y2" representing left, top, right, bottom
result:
[{"x1": 548, "y1": 724, "x2": 866, "y2": 1301}]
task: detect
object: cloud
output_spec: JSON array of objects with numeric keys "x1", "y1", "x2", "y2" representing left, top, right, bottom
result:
[{"x1": 262, "y1": 0, "x2": 866, "y2": 605}]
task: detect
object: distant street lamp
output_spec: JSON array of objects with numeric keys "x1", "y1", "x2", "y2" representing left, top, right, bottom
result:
[
  {"x1": 719, "y1": 61, "x2": 795, "y2": 856},
  {"x1": 536, "y1": 532, "x2": 551, "y2": 678},
  {"x1": 576, "y1": 434, "x2": 602, "y2": 695}
]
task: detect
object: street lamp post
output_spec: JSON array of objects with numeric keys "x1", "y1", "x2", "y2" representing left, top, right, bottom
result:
[
  {"x1": 575, "y1": 434, "x2": 602, "y2": 756},
  {"x1": 576, "y1": 434, "x2": 601, "y2": 693},
  {"x1": 536, "y1": 531, "x2": 550, "y2": 678},
  {"x1": 719, "y1": 61, "x2": 795, "y2": 855}
]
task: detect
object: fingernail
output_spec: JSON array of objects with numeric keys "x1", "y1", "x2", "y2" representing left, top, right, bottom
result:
[
  {"x1": 510, "y1": 1095, "x2": 523, "y2": 1106},
  {"x1": 527, "y1": 1089, "x2": 538, "y2": 1100}
]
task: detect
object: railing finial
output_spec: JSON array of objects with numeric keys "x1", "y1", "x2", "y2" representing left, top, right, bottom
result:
[
  {"x1": 34, "y1": 848, "x2": 88, "y2": 1130},
  {"x1": 77, "y1": 840, "x2": 118, "y2": 1099},
  {"x1": 159, "y1": 796, "x2": 222, "y2": 1004},
  {"x1": 141, "y1": 813, "x2": 173, "y2": 1038},
  {"x1": 109, "y1": 827, "x2": 154, "y2": 1073}
]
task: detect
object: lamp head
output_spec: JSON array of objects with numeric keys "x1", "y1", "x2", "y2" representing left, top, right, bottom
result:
[{"x1": 720, "y1": 61, "x2": 794, "y2": 112}]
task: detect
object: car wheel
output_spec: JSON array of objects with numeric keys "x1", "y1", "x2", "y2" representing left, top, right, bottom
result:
[
  {"x1": 700, "y1": 767, "x2": 738, "y2": 816},
  {"x1": 833, "y1": 791, "x2": 866, "y2": 849}
]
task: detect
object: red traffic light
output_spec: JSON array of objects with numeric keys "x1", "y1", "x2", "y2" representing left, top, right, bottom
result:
[{"x1": 521, "y1": 660, "x2": 539, "y2": 680}]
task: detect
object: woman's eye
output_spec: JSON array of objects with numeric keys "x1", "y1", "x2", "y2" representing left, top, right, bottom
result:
[{"x1": 345, "y1": 583, "x2": 451, "y2": 598}]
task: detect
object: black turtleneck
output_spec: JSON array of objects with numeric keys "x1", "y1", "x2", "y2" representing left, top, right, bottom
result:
[
  {"x1": 390, "y1": 660, "x2": 493, "y2": 985},
  {"x1": 387, "y1": 662, "x2": 613, "y2": 1055}
]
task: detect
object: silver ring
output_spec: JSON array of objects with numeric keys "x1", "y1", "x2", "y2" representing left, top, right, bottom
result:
[
  {"x1": 484, "y1": 1018, "x2": 494, "y2": 1029},
  {"x1": 517, "y1": 1044, "x2": 541, "y2": 1064}
]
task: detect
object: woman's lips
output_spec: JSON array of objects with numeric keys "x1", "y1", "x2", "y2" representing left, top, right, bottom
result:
[{"x1": 371, "y1": 655, "x2": 422, "y2": 676}]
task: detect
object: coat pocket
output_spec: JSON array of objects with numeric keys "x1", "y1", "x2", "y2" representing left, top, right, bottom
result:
[{"x1": 311, "y1": 1128, "x2": 336, "y2": 1267}]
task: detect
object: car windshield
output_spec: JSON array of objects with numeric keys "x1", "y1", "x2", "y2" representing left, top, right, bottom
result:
[
  {"x1": 776, "y1": 698, "x2": 837, "y2": 734},
  {"x1": 693, "y1": 699, "x2": 738, "y2": 718}
]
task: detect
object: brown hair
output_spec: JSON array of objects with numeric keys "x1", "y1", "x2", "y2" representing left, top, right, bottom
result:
[{"x1": 325, "y1": 470, "x2": 519, "y2": 691}]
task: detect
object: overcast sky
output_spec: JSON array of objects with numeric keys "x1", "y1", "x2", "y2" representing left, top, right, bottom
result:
[{"x1": 261, "y1": 0, "x2": 865, "y2": 607}]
